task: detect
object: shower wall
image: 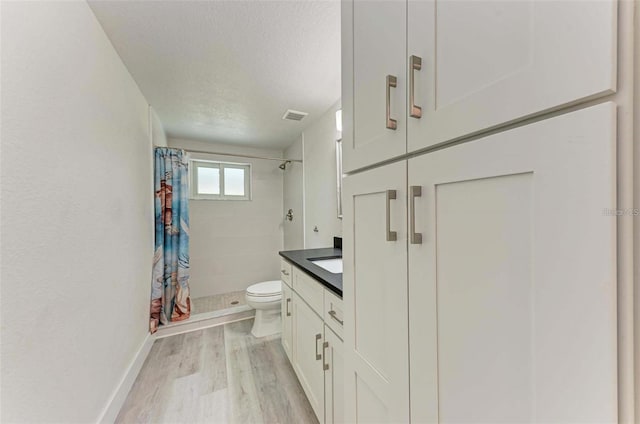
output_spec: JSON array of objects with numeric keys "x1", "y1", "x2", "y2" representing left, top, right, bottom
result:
[
  {"x1": 303, "y1": 101, "x2": 343, "y2": 248},
  {"x1": 168, "y1": 138, "x2": 284, "y2": 298},
  {"x1": 283, "y1": 135, "x2": 304, "y2": 250}
]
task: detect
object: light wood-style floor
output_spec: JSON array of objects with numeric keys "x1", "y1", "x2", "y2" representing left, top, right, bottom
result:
[
  {"x1": 192, "y1": 291, "x2": 247, "y2": 315},
  {"x1": 116, "y1": 319, "x2": 319, "y2": 424}
]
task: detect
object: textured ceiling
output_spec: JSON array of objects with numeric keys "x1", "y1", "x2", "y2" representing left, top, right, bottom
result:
[{"x1": 88, "y1": 0, "x2": 340, "y2": 149}]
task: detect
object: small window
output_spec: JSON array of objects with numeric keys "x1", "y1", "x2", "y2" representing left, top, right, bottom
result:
[{"x1": 190, "y1": 160, "x2": 251, "y2": 200}]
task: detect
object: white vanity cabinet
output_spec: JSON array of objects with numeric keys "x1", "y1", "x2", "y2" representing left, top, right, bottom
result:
[
  {"x1": 341, "y1": 0, "x2": 617, "y2": 172},
  {"x1": 342, "y1": 104, "x2": 618, "y2": 423},
  {"x1": 280, "y1": 258, "x2": 345, "y2": 424}
]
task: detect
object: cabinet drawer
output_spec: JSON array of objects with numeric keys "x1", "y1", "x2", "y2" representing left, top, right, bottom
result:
[
  {"x1": 324, "y1": 289, "x2": 344, "y2": 339},
  {"x1": 293, "y1": 267, "x2": 324, "y2": 316},
  {"x1": 280, "y1": 259, "x2": 292, "y2": 287}
]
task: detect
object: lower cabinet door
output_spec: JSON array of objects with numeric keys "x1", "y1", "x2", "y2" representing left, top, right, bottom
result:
[
  {"x1": 342, "y1": 161, "x2": 409, "y2": 423},
  {"x1": 292, "y1": 293, "x2": 325, "y2": 422},
  {"x1": 281, "y1": 282, "x2": 293, "y2": 361},
  {"x1": 408, "y1": 103, "x2": 617, "y2": 423},
  {"x1": 324, "y1": 326, "x2": 344, "y2": 424}
]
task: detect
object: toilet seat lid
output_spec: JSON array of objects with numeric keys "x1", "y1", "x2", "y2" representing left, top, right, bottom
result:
[{"x1": 247, "y1": 280, "x2": 282, "y2": 296}]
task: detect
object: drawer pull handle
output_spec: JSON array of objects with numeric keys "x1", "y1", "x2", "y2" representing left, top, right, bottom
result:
[
  {"x1": 328, "y1": 310, "x2": 344, "y2": 326},
  {"x1": 286, "y1": 298, "x2": 291, "y2": 317},
  {"x1": 385, "y1": 75, "x2": 398, "y2": 130},
  {"x1": 315, "y1": 333, "x2": 322, "y2": 360},
  {"x1": 386, "y1": 190, "x2": 397, "y2": 242},
  {"x1": 281, "y1": 269, "x2": 289, "y2": 276},
  {"x1": 323, "y1": 341, "x2": 329, "y2": 371},
  {"x1": 409, "y1": 55, "x2": 422, "y2": 118},
  {"x1": 409, "y1": 185, "x2": 422, "y2": 244}
]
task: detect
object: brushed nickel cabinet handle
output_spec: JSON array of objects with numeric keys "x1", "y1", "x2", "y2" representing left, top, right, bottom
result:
[
  {"x1": 386, "y1": 190, "x2": 397, "y2": 242},
  {"x1": 409, "y1": 55, "x2": 422, "y2": 119},
  {"x1": 281, "y1": 269, "x2": 289, "y2": 276},
  {"x1": 386, "y1": 75, "x2": 398, "y2": 130},
  {"x1": 323, "y1": 341, "x2": 329, "y2": 371},
  {"x1": 410, "y1": 185, "x2": 422, "y2": 244},
  {"x1": 315, "y1": 333, "x2": 322, "y2": 360},
  {"x1": 286, "y1": 298, "x2": 291, "y2": 317},
  {"x1": 328, "y1": 310, "x2": 344, "y2": 326}
]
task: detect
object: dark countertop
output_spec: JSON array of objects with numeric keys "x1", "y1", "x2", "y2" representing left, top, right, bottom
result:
[{"x1": 279, "y1": 248, "x2": 342, "y2": 297}]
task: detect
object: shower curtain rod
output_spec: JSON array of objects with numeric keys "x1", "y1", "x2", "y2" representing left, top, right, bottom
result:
[{"x1": 155, "y1": 146, "x2": 302, "y2": 163}]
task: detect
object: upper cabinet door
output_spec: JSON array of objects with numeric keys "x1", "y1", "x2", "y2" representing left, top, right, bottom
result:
[
  {"x1": 407, "y1": 0, "x2": 617, "y2": 152},
  {"x1": 342, "y1": 0, "x2": 407, "y2": 173},
  {"x1": 408, "y1": 103, "x2": 617, "y2": 423}
]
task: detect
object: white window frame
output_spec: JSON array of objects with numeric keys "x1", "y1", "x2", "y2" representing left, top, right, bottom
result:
[{"x1": 190, "y1": 159, "x2": 251, "y2": 201}]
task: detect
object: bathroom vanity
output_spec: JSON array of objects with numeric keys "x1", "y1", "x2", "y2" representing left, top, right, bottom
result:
[{"x1": 278, "y1": 248, "x2": 343, "y2": 424}]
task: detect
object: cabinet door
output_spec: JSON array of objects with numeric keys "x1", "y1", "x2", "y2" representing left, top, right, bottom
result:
[
  {"x1": 343, "y1": 161, "x2": 409, "y2": 423},
  {"x1": 324, "y1": 326, "x2": 344, "y2": 424},
  {"x1": 407, "y1": 0, "x2": 617, "y2": 152},
  {"x1": 408, "y1": 103, "x2": 617, "y2": 423},
  {"x1": 342, "y1": 0, "x2": 407, "y2": 173},
  {"x1": 281, "y1": 282, "x2": 293, "y2": 362},
  {"x1": 292, "y1": 294, "x2": 325, "y2": 422}
]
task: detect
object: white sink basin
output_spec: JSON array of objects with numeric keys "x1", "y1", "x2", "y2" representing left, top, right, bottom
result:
[{"x1": 310, "y1": 258, "x2": 343, "y2": 274}]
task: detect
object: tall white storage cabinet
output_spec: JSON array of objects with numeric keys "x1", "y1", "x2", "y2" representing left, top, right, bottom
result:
[
  {"x1": 342, "y1": 0, "x2": 617, "y2": 173},
  {"x1": 342, "y1": 0, "x2": 620, "y2": 421},
  {"x1": 343, "y1": 104, "x2": 618, "y2": 422}
]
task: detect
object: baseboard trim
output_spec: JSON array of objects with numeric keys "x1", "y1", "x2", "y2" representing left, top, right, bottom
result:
[{"x1": 97, "y1": 331, "x2": 155, "y2": 423}]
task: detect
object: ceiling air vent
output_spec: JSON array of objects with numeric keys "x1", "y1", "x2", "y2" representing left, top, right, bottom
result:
[{"x1": 282, "y1": 109, "x2": 308, "y2": 121}]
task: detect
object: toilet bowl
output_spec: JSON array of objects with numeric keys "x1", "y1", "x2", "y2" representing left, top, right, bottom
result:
[{"x1": 245, "y1": 280, "x2": 282, "y2": 338}]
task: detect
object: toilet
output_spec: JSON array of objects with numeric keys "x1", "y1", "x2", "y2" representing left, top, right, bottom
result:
[{"x1": 245, "y1": 280, "x2": 282, "y2": 337}]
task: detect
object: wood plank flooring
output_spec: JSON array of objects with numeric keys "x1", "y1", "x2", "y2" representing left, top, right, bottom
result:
[{"x1": 116, "y1": 319, "x2": 318, "y2": 424}]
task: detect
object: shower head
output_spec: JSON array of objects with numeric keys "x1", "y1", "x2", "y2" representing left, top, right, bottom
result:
[{"x1": 279, "y1": 160, "x2": 292, "y2": 170}]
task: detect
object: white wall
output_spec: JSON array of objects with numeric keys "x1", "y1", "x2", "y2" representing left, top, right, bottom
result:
[
  {"x1": 168, "y1": 138, "x2": 284, "y2": 298},
  {"x1": 283, "y1": 136, "x2": 304, "y2": 250},
  {"x1": 303, "y1": 101, "x2": 343, "y2": 248},
  {"x1": 151, "y1": 106, "x2": 168, "y2": 147},
  {"x1": 1, "y1": 2, "x2": 154, "y2": 422}
]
